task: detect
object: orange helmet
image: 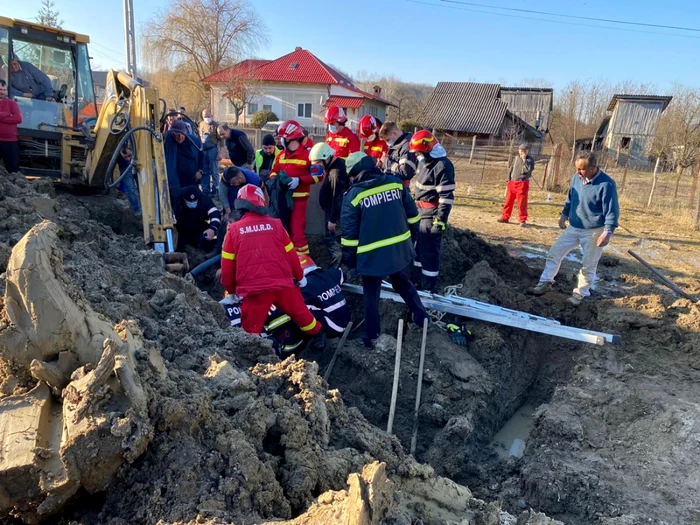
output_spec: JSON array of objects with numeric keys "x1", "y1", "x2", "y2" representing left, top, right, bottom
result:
[
  {"x1": 235, "y1": 184, "x2": 266, "y2": 208},
  {"x1": 409, "y1": 130, "x2": 438, "y2": 153},
  {"x1": 324, "y1": 106, "x2": 348, "y2": 125},
  {"x1": 358, "y1": 115, "x2": 381, "y2": 139},
  {"x1": 298, "y1": 254, "x2": 318, "y2": 274},
  {"x1": 277, "y1": 120, "x2": 305, "y2": 141}
]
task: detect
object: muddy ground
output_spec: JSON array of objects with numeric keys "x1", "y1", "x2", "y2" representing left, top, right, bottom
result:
[{"x1": 0, "y1": 166, "x2": 699, "y2": 525}]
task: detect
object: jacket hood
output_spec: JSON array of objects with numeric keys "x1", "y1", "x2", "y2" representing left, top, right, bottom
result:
[{"x1": 352, "y1": 169, "x2": 384, "y2": 187}]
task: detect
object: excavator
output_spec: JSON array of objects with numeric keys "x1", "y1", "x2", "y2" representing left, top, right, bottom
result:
[{"x1": 0, "y1": 17, "x2": 188, "y2": 272}]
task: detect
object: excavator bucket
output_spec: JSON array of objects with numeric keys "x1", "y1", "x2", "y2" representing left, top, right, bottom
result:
[{"x1": 163, "y1": 252, "x2": 189, "y2": 275}]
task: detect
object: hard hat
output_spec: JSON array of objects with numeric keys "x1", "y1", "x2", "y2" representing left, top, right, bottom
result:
[
  {"x1": 235, "y1": 183, "x2": 266, "y2": 208},
  {"x1": 324, "y1": 106, "x2": 348, "y2": 125},
  {"x1": 277, "y1": 120, "x2": 305, "y2": 141},
  {"x1": 298, "y1": 254, "x2": 319, "y2": 275},
  {"x1": 409, "y1": 130, "x2": 438, "y2": 153},
  {"x1": 358, "y1": 115, "x2": 380, "y2": 139},
  {"x1": 309, "y1": 142, "x2": 335, "y2": 162},
  {"x1": 346, "y1": 151, "x2": 375, "y2": 177}
]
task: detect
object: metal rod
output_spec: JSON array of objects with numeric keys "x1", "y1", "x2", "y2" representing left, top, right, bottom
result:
[
  {"x1": 343, "y1": 283, "x2": 620, "y2": 346},
  {"x1": 628, "y1": 250, "x2": 698, "y2": 302},
  {"x1": 387, "y1": 319, "x2": 404, "y2": 435},
  {"x1": 410, "y1": 318, "x2": 429, "y2": 455},
  {"x1": 323, "y1": 321, "x2": 353, "y2": 382}
]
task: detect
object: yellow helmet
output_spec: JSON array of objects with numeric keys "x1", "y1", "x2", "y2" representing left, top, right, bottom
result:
[{"x1": 309, "y1": 142, "x2": 335, "y2": 162}]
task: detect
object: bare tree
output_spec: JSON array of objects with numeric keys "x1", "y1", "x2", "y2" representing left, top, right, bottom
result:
[
  {"x1": 36, "y1": 0, "x2": 63, "y2": 28},
  {"x1": 142, "y1": 0, "x2": 267, "y2": 91},
  {"x1": 655, "y1": 84, "x2": 700, "y2": 175},
  {"x1": 354, "y1": 71, "x2": 433, "y2": 122},
  {"x1": 218, "y1": 65, "x2": 262, "y2": 125}
]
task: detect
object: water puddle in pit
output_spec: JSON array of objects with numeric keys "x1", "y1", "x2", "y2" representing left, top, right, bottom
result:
[{"x1": 489, "y1": 403, "x2": 538, "y2": 459}]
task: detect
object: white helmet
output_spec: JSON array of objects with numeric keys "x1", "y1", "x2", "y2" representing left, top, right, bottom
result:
[{"x1": 309, "y1": 142, "x2": 335, "y2": 162}]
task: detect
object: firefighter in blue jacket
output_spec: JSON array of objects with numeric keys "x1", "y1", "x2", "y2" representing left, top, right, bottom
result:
[
  {"x1": 340, "y1": 152, "x2": 430, "y2": 347},
  {"x1": 409, "y1": 130, "x2": 455, "y2": 293}
]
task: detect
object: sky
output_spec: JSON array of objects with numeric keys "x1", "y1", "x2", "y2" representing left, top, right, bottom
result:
[{"x1": 5, "y1": 0, "x2": 700, "y2": 92}]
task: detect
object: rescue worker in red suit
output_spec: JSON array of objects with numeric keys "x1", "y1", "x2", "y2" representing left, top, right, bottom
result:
[
  {"x1": 324, "y1": 106, "x2": 360, "y2": 159},
  {"x1": 269, "y1": 120, "x2": 322, "y2": 256},
  {"x1": 220, "y1": 184, "x2": 322, "y2": 338},
  {"x1": 358, "y1": 115, "x2": 388, "y2": 168}
]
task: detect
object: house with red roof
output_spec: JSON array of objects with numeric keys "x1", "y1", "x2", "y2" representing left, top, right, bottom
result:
[{"x1": 201, "y1": 47, "x2": 393, "y2": 132}]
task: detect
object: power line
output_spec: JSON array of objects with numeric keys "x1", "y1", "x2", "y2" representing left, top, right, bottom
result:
[
  {"x1": 438, "y1": 0, "x2": 700, "y2": 33},
  {"x1": 91, "y1": 41, "x2": 125, "y2": 59},
  {"x1": 405, "y1": 0, "x2": 700, "y2": 40}
]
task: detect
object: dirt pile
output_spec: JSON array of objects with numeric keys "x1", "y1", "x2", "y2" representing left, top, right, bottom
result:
[{"x1": 0, "y1": 171, "x2": 564, "y2": 524}]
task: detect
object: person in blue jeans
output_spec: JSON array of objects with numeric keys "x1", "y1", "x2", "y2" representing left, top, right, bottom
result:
[{"x1": 116, "y1": 146, "x2": 141, "y2": 216}]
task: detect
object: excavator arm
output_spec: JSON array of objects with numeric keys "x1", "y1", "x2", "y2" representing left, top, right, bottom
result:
[{"x1": 83, "y1": 71, "x2": 187, "y2": 272}]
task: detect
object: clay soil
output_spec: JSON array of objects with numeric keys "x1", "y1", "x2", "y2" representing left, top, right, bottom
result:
[{"x1": 0, "y1": 165, "x2": 699, "y2": 525}]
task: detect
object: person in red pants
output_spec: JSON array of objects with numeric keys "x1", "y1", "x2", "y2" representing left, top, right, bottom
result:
[
  {"x1": 270, "y1": 120, "x2": 321, "y2": 255},
  {"x1": 499, "y1": 144, "x2": 535, "y2": 227},
  {"x1": 220, "y1": 184, "x2": 322, "y2": 338}
]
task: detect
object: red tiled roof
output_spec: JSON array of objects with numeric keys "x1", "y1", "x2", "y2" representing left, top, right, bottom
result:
[
  {"x1": 323, "y1": 96, "x2": 364, "y2": 109},
  {"x1": 201, "y1": 48, "x2": 394, "y2": 106},
  {"x1": 200, "y1": 59, "x2": 270, "y2": 83}
]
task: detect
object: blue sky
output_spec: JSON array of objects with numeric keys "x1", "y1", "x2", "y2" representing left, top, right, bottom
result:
[{"x1": 5, "y1": 0, "x2": 700, "y2": 91}]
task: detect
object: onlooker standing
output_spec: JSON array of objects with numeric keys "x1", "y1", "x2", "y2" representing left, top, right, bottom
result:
[
  {"x1": 254, "y1": 133, "x2": 279, "y2": 182},
  {"x1": 0, "y1": 80, "x2": 22, "y2": 173},
  {"x1": 164, "y1": 120, "x2": 203, "y2": 190},
  {"x1": 499, "y1": 144, "x2": 534, "y2": 226},
  {"x1": 198, "y1": 109, "x2": 220, "y2": 195},
  {"x1": 217, "y1": 124, "x2": 255, "y2": 170},
  {"x1": 529, "y1": 152, "x2": 619, "y2": 305}
]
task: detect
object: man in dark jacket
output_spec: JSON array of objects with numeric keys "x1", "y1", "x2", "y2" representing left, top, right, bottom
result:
[
  {"x1": 410, "y1": 130, "x2": 455, "y2": 293},
  {"x1": 175, "y1": 186, "x2": 221, "y2": 252},
  {"x1": 499, "y1": 143, "x2": 535, "y2": 226},
  {"x1": 341, "y1": 152, "x2": 429, "y2": 347},
  {"x1": 309, "y1": 142, "x2": 348, "y2": 268},
  {"x1": 379, "y1": 121, "x2": 417, "y2": 187},
  {"x1": 164, "y1": 120, "x2": 203, "y2": 190},
  {"x1": 9, "y1": 55, "x2": 54, "y2": 101},
  {"x1": 217, "y1": 124, "x2": 255, "y2": 169}
]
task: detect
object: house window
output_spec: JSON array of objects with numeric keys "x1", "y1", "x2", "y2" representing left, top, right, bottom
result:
[
  {"x1": 263, "y1": 104, "x2": 272, "y2": 112},
  {"x1": 620, "y1": 137, "x2": 631, "y2": 149},
  {"x1": 297, "y1": 103, "x2": 312, "y2": 118},
  {"x1": 248, "y1": 103, "x2": 259, "y2": 114}
]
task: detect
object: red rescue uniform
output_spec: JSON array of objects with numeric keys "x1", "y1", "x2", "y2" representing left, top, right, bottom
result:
[
  {"x1": 270, "y1": 145, "x2": 321, "y2": 256},
  {"x1": 220, "y1": 212, "x2": 321, "y2": 336},
  {"x1": 325, "y1": 127, "x2": 360, "y2": 159},
  {"x1": 363, "y1": 137, "x2": 388, "y2": 165}
]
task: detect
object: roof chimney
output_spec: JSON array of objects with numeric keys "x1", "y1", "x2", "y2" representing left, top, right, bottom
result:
[
  {"x1": 373, "y1": 85, "x2": 382, "y2": 97},
  {"x1": 295, "y1": 46, "x2": 302, "y2": 51}
]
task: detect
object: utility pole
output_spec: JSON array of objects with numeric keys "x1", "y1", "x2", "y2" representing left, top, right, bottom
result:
[{"x1": 123, "y1": 0, "x2": 137, "y2": 78}]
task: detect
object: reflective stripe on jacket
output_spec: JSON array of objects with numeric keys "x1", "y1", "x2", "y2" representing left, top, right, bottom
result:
[{"x1": 414, "y1": 156, "x2": 456, "y2": 226}]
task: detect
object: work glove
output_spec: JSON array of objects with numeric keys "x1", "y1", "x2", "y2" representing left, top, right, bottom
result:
[
  {"x1": 297, "y1": 277, "x2": 308, "y2": 287},
  {"x1": 446, "y1": 323, "x2": 473, "y2": 347},
  {"x1": 288, "y1": 177, "x2": 300, "y2": 190},
  {"x1": 558, "y1": 214, "x2": 568, "y2": 230},
  {"x1": 431, "y1": 221, "x2": 446, "y2": 234}
]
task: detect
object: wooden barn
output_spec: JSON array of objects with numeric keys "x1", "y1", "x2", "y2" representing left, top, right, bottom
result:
[
  {"x1": 419, "y1": 82, "x2": 552, "y2": 153},
  {"x1": 596, "y1": 94, "x2": 672, "y2": 167}
]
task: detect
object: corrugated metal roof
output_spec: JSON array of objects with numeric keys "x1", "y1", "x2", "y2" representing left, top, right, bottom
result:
[
  {"x1": 323, "y1": 96, "x2": 364, "y2": 109},
  {"x1": 607, "y1": 94, "x2": 672, "y2": 112},
  {"x1": 420, "y1": 82, "x2": 507, "y2": 135}
]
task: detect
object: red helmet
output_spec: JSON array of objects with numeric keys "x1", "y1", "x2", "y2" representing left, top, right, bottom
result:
[
  {"x1": 236, "y1": 184, "x2": 266, "y2": 208},
  {"x1": 298, "y1": 254, "x2": 318, "y2": 273},
  {"x1": 409, "y1": 130, "x2": 438, "y2": 153},
  {"x1": 358, "y1": 115, "x2": 381, "y2": 139},
  {"x1": 277, "y1": 120, "x2": 305, "y2": 141},
  {"x1": 324, "y1": 106, "x2": 348, "y2": 125}
]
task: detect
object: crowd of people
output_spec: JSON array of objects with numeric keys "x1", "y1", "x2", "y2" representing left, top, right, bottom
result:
[{"x1": 0, "y1": 87, "x2": 620, "y2": 353}]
